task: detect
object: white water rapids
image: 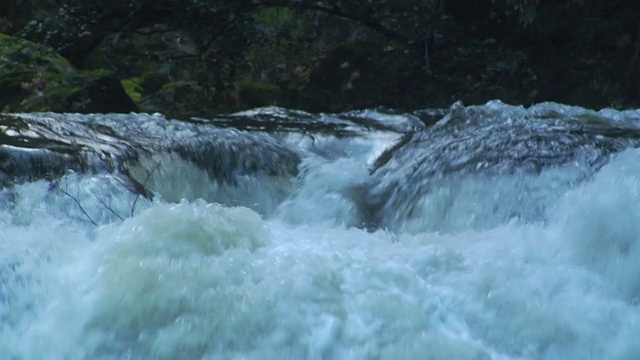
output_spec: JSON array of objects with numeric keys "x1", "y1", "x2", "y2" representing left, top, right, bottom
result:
[{"x1": 2, "y1": 103, "x2": 640, "y2": 359}]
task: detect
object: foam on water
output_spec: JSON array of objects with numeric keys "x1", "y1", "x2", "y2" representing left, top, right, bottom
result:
[
  {"x1": 5, "y1": 100, "x2": 640, "y2": 359},
  {"x1": 2, "y1": 150, "x2": 640, "y2": 359},
  {"x1": 552, "y1": 149, "x2": 640, "y2": 302},
  {"x1": 128, "y1": 153, "x2": 294, "y2": 216},
  {"x1": 274, "y1": 156, "x2": 370, "y2": 227}
]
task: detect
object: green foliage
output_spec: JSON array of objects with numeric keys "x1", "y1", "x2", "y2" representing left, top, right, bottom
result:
[
  {"x1": 0, "y1": 33, "x2": 136, "y2": 112},
  {"x1": 0, "y1": 32, "x2": 72, "y2": 111}
]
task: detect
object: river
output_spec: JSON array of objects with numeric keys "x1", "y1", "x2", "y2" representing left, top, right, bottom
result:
[{"x1": 1, "y1": 101, "x2": 639, "y2": 359}]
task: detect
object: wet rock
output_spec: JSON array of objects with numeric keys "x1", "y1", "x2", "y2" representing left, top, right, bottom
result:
[
  {"x1": 359, "y1": 101, "x2": 640, "y2": 232},
  {"x1": 0, "y1": 112, "x2": 301, "y2": 192}
]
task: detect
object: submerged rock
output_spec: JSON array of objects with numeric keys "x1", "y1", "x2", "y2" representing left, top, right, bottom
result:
[
  {"x1": 0, "y1": 107, "x2": 419, "y2": 215},
  {"x1": 6, "y1": 101, "x2": 640, "y2": 230},
  {"x1": 0, "y1": 113, "x2": 301, "y2": 196},
  {"x1": 359, "y1": 101, "x2": 640, "y2": 232}
]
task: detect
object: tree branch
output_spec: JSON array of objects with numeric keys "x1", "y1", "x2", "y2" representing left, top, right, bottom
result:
[
  {"x1": 53, "y1": 180, "x2": 99, "y2": 226},
  {"x1": 130, "y1": 161, "x2": 160, "y2": 217}
]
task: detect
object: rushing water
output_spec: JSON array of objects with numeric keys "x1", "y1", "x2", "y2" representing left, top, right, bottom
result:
[{"x1": 2, "y1": 101, "x2": 640, "y2": 359}]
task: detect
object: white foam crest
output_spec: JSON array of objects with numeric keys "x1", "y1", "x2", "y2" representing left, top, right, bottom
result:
[
  {"x1": 1, "y1": 172, "x2": 146, "y2": 228},
  {"x1": 279, "y1": 131, "x2": 400, "y2": 167},
  {"x1": 408, "y1": 224, "x2": 640, "y2": 359},
  {"x1": 231, "y1": 105, "x2": 313, "y2": 118},
  {"x1": 340, "y1": 109, "x2": 425, "y2": 132},
  {"x1": 551, "y1": 148, "x2": 640, "y2": 302},
  {"x1": 51, "y1": 172, "x2": 151, "y2": 225},
  {"x1": 274, "y1": 157, "x2": 368, "y2": 227},
  {"x1": 129, "y1": 153, "x2": 293, "y2": 216},
  {"x1": 9, "y1": 201, "x2": 639, "y2": 359},
  {"x1": 528, "y1": 102, "x2": 640, "y2": 128},
  {"x1": 397, "y1": 162, "x2": 590, "y2": 234},
  {"x1": 9, "y1": 200, "x2": 269, "y2": 359},
  {"x1": 4, "y1": 153, "x2": 640, "y2": 359},
  {"x1": 0, "y1": 189, "x2": 93, "y2": 358}
]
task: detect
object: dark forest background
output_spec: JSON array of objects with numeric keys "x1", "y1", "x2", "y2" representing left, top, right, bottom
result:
[{"x1": 1, "y1": 0, "x2": 639, "y2": 117}]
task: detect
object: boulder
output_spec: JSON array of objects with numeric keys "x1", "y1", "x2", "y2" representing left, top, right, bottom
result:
[
  {"x1": 0, "y1": 33, "x2": 137, "y2": 113},
  {"x1": 359, "y1": 101, "x2": 640, "y2": 232}
]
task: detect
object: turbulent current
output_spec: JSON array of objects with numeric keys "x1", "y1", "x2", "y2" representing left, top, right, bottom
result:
[{"x1": 2, "y1": 101, "x2": 640, "y2": 359}]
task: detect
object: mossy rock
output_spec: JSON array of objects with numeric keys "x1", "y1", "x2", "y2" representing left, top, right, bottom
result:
[
  {"x1": 81, "y1": 28, "x2": 226, "y2": 115},
  {"x1": 0, "y1": 33, "x2": 137, "y2": 113}
]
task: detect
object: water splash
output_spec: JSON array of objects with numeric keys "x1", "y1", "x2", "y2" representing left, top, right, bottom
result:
[
  {"x1": 361, "y1": 101, "x2": 640, "y2": 232},
  {"x1": 3, "y1": 101, "x2": 640, "y2": 359}
]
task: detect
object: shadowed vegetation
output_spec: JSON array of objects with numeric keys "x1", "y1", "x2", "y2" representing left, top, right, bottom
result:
[{"x1": 1, "y1": 0, "x2": 639, "y2": 116}]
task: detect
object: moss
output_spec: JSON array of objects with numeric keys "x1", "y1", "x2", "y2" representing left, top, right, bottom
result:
[
  {"x1": 121, "y1": 78, "x2": 144, "y2": 104},
  {"x1": 1, "y1": 33, "x2": 136, "y2": 113}
]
